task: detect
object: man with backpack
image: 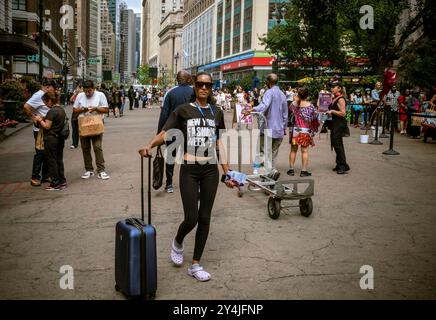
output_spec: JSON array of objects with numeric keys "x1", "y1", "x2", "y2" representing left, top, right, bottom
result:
[
  {"x1": 112, "y1": 85, "x2": 123, "y2": 118},
  {"x1": 128, "y1": 86, "x2": 135, "y2": 110}
]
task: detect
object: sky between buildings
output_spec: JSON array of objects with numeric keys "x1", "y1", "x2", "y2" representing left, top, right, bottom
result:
[{"x1": 123, "y1": 0, "x2": 142, "y2": 13}]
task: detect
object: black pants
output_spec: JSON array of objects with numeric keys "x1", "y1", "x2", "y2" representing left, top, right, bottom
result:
[
  {"x1": 71, "y1": 118, "x2": 79, "y2": 148},
  {"x1": 331, "y1": 119, "x2": 350, "y2": 171},
  {"x1": 129, "y1": 98, "x2": 134, "y2": 110},
  {"x1": 44, "y1": 136, "x2": 66, "y2": 185},
  {"x1": 353, "y1": 110, "x2": 361, "y2": 126},
  {"x1": 176, "y1": 164, "x2": 219, "y2": 261},
  {"x1": 32, "y1": 131, "x2": 48, "y2": 181},
  {"x1": 165, "y1": 140, "x2": 177, "y2": 187}
]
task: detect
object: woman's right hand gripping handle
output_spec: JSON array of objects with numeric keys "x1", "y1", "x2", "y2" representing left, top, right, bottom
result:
[{"x1": 138, "y1": 145, "x2": 152, "y2": 158}]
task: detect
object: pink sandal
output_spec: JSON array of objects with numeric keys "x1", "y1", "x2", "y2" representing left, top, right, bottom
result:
[
  {"x1": 188, "y1": 265, "x2": 211, "y2": 282},
  {"x1": 170, "y1": 240, "x2": 184, "y2": 267}
]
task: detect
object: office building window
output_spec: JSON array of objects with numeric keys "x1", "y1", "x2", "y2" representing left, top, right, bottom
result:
[
  {"x1": 13, "y1": 20, "x2": 27, "y2": 34},
  {"x1": 12, "y1": 0, "x2": 27, "y2": 11},
  {"x1": 233, "y1": 36, "x2": 240, "y2": 54},
  {"x1": 224, "y1": 40, "x2": 230, "y2": 57},
  {"x1": 216, "y1": 2, "x2": 223, "y2": 59},
  {"x1": 243, "y1": 0, "x2": 253, "y2": 51}
]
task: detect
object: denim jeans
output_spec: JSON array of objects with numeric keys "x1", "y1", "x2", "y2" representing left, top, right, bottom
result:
[{"x1": 32, "y1": 130, "x2": 48, "y2": 180}]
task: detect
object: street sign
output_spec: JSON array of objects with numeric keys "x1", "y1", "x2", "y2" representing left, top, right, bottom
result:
[{"x1": 87, "y1": 57, "x2": 101, "y2": 65}]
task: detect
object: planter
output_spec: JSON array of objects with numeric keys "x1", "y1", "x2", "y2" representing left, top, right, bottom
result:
[{"x1": 360, "y1": 134, "x2": 369, "y2": 144}]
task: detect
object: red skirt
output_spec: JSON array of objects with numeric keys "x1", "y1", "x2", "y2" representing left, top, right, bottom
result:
[{"x1": 291, "y1": 132, "x2": 314, "y2": 147}]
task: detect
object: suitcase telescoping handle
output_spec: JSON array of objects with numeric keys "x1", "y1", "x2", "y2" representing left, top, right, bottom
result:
[{"x1": 141, "y1": 155, "x2": 152, "y2": 224}]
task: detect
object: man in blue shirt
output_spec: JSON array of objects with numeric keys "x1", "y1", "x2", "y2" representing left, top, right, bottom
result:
[
  {"x1": 244, "y1": 73, "x2": 288, "y2": 173},
  {"x1": 157, "y1": 70, "x2": 194, "y2": 193}
]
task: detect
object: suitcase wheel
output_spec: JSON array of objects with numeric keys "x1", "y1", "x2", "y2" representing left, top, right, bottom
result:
[{"x1": 145, "y1": 292, "x2": 156, "y2": 300}]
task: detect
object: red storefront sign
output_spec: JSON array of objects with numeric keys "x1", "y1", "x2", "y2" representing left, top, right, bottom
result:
[{"x1": 221, "y1": 57, "x2": 273, "y2": 71}]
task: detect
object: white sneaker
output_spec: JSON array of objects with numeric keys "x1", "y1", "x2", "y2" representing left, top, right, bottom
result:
[
  {"x1": 98, "y1": 171, "x2": 110, "y2": 180},
  {"x1": 70, "y1": 145, "x2": 76, "y2": 149},
  {"x1": 81, "y1": 171, "x2": 94, "y2": 179}
]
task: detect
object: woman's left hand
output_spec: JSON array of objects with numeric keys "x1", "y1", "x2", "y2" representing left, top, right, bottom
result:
[{"x1": 225, "y1": 179, "x2": 238, "y2": 189}]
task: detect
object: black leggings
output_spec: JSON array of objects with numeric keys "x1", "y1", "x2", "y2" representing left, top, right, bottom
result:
[
  {"x1": 175, "y1": 163, "x2": 219, "y2": 261},
  {"x1": 331, "y1": 119, "x2": 350, "y2": 171}
]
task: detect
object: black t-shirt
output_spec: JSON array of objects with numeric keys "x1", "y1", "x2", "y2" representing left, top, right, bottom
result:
[
  {"x1": 162, "y1": 103, "x2": 226, "y2": 158},
  {"x1": 44, "y1": 106, "x2": 67, "y2": 138}
]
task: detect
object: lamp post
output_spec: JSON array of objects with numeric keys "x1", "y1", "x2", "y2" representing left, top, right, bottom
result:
[
  {"x1": 271, "y1": 3, "x2": 287, "y2": 75},
  {"x1": 160, "y1": 64, "x2": 168, "y2": 89},
  {"x1": 174, "y1": 52, "x2": 179, "y2": 85},
  {"x1": 38, "y1": 0, "x2": 44, "y2": 81}
]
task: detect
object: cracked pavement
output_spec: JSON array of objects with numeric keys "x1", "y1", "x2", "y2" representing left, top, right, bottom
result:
[{"x1": 0, "y1": 103, "x2": 435, "y2": 300}]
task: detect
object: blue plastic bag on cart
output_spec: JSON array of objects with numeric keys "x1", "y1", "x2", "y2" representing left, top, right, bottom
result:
[{"x1": 226, "y1": 171, "x2": 247, "y2": 187}]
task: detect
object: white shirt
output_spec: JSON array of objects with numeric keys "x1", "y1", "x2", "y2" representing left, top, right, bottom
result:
[
  {"x1": 26, "y1": 90, "x2": 49, "y2": 132},
  {"x1": 73, "y1": 91, "x2": 108, "y2": 118},
  {"x1": 236, "y1": 93, "x2": 245, "y2": 104}
]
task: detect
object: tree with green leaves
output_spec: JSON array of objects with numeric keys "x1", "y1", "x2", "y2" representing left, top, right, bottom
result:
[
  {"x1": 136, "y1": 64, "x2": 152, "y2": 85},
  {"x1": 397, "y1": 0, "x2": 436, "y2": 89},
  {"x1": 259, "y1": 0, "x2": 346, "y2": 77},
  {"x1": 338, "y1": 0, "x2": 411, "y2": 75}
]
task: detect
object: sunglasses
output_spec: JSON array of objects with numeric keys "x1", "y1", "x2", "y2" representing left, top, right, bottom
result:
[{"x1": 195, "y1": 81, "x2": 213, "y2": 89}]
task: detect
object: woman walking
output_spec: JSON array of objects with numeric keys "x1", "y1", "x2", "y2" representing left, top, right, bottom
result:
[
  {"x1": 34, "y1": 91, "x2": 68, "y2": 191},
  {"x1": 139, "y1": 72, "x2": 233, "y2": 282},
  {"x1": 327, "y1": 85, "x2": 350, "y2": 174},
  {"x1": 287, "y1": 87, "x2": 320, "y2": 177}
]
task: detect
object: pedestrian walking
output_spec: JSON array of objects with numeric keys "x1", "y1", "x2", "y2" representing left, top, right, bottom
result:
[
  {"x1": 128, "y1": 86, "x2": 134, "y2": 110},
  {"x1": 112, "y1": 85, "x2": 123, "y2": 118},
  {"x1": 384, "y1": 85, "x2": 401, "y2": 132},
  {"x1": 326, "y1": 85, "x2": 350, "y2": 174},
  {"x1": 243, "y1": 73, "x2": 288, "y2": 173},
  {"x1": 23, "y1": 78, "x2": 57, "y2": 187},
  {"x1": 157, "y1": 70, "x2": 194, "y2": 193},
  {"x1": 34, "y1": 91, "x2": 67, "y2": 191},
  {"x1": 351, "y1": 89, "x2": 364, "y2": 128},
  {"x1": 398, "y1": 89, "x2": 410, "y2": 135},
  {"x1": 134, "y1": 90, "x2": 140, "y2": 109},
  {"x1": 119, "y1": 85, "x2": 126, "y2": 116},
  {"x1": 287, "y1": 87, "x2": 320, "y2": 177},
  {"x1": 73, "y1": 80, "x2": 111, "y2": 180},
  {"x1": 69, "y1": 84, "x2": 82, "y2": 149},
  {"x1": 139, "y1": 72, "x2": 232, "y2": 282}
]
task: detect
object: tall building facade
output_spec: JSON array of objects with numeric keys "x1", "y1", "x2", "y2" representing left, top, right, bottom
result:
[
  {"x1": 135, "y1": 13, "x2": 141, "y2": 71},
  {"x1": 101, "y1": 0, "x2": 116, "y2": 81},
  {"x1": 141, "y1": 0, "x2": 161, "y2": 67},
  {"x1": 182, "y1": 0, "x2": 215, "y2": 74},
  {"x1": 8, "y1": 0, "x2": 75, "y2": 80},
  {"x1": 120, "y1": 8, "x2": 136, "y2": 83},
  {"x1": 75, "y1": 0, "x2": 90, "y2": 80},
  {"x1": 181, "y1": 0, "x2": 288, "y2": 85},
  {"x1": 107, "y1": 0, "x2": 117, "y2": 33},
  {"x1": 88, "y1": 0, "x2": 102, "y2": 82},
  {"x1": 159, "y1": 0, "x2": 184, "y2": 80}
]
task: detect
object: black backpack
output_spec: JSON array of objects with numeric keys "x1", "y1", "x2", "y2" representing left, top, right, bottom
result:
[
  {"x1": 49, "y1": 108, "x2": 70, "y2": 140},
  {"x1": 58, "y1": 117, "x2": 70, "y2": 139}
]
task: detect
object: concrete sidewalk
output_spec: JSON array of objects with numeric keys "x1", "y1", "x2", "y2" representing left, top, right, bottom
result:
[{"x1": 0, "y1": 104, "x2": 435, "y2": 300}]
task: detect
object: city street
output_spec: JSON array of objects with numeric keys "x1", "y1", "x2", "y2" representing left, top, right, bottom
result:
[{"x1": 0, "y1": 103, "x2": 435, "y2": 300}]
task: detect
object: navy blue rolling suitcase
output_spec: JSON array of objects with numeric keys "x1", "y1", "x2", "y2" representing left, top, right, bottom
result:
[{"x1": 115, "y1": 156, "x2": 157, "y2": 299}]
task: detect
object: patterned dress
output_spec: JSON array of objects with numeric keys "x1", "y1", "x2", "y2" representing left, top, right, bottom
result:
[{"x1": 289, "y1": 103, "x2": 320, "y2": 147}]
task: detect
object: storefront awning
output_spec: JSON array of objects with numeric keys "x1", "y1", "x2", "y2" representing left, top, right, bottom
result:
[{"x1": 0, "y1": 33, "x2": 39, "y2": 56}]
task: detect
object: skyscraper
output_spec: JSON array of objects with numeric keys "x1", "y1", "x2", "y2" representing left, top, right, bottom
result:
[
  {"x1": 135, "y1": 13, "x2": 141, "y2": 71},
  {"x1": 88, "y1": 0, "x2": 102, "y2": 82},
  {"x1": 120, "y1": 7, "x2": 136, "y2": 83}
]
